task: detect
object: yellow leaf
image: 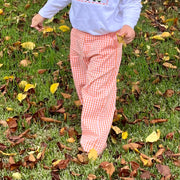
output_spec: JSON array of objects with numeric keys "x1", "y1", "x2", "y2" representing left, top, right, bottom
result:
[
  {"x1": 59, "y1": 25, "x2": 70, "y2": 32},
  {"x1": 117, "y1": 34, "x2": 127, "y2": 47},
  {"x1": 43, "y1": 26, "x2": 54, "y2": 33},
  {"x1": 140, "y1": 155, "x2": 148, "y2": 166},
  {"x1": 0, "y1": 9, "x2": 3, "y2": 15},
  {"x1": 19, "y1": 81, "x2": 28, "y2": 89},
  {"x1": 146, "y1": 129, "x2": 160, "y2": 143},
  {"x1": 21, "y1": 42, "x2": 35, "y2": 50},
  {"x1": 6, "y1": 107, "x2": 14, "y2": 111},
  {"x1": 50, "y1": 83, "x2": 59, "y2": 94},
  {"x1": 88, "y1": 148, "x2": 98, "y2": 161},
  {"x1": 0, "y1": 64, "x2": 3, "y2": 68},
  {"x1": 52, "y1": 159, "x2": 61, "y2": 167},
  {"x1": 162, "y1": 56, "x2": 170, "y2": 61},
  {"x1": 163, "y1": 62, "x2": 177, "y2": 69},
  {"x1": 0, "y1": 150, "x2": 17, "y2": 156},
  {"x1": 24, "y1": 84, "x2": 36, "y2": 92},
  {"x1": 113, "y1": 114, "x2": 122, "y2": 122},
  {"x1": 3, "y1": 75, "x2": 14, "y2": 80},
  {"x1": 161, "y1": 32, "x2": 171, "y2": 38},
  {"x1": 12, "y1": 172, "x2": 22, "y2": 180},
  {"x1": 111, "y1": 125, "x2": 122, "y2": 134},
  {"x1": 150, "y1": 35, "x2": 164, "y2": 41},
  {"x1": 111, "y1": 135, "x2": 117, "y2": 144},
  {"x1": 67, "y1": 137, "x2": 75, "y2": 143},
  {"x1": 17, "y1": 93, "x2": 27, "y2": 102},
  {"x1": 122, "y1": 131, "x2": 128, "y2": 139}
]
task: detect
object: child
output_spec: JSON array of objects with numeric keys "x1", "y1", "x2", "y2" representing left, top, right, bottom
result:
[{"x1": 31, "y1": 0, "x2": 142, "y2": 155}]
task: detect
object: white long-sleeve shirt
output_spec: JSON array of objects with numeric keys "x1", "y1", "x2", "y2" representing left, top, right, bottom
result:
[{"x1": 39, "y1": 0, "x2": 142, "y2": 35}]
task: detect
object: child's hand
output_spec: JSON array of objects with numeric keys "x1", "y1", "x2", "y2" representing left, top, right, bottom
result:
[
  {"x1": 31, "y1": 14, "x2": 45, "y2": 32},
  {"x1": 118, "y1": 25, "x2": 135, "y2": 44}
]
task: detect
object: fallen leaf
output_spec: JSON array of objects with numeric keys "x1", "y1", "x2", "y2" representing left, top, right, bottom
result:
[
  {"x1": 38, "y1": 69, "x2": 47, "y2": 74},
  {"x1": 59, "y1": 25, "x2": 70, "y2": 32},
  {"x1": 173, "y1": 160, "x2": 180, "y2": 167},
  {"x1": 0, "y1": 120, "x2": 8, "y2": 127},
  {"x1": 50, "y1": 83, "x2": 59, "y2": 94},
  {"x1": 87, "y1": 174, "x2": 97, "y2": 180},
  {"x1": 88, "y1": 148, "x2": 98, "y2": 161},
  {"x1": 122, "y1": 131, "x2": 128, "y2": 139},
  {"x1": 40, "y1": 117, "x2": 61, "y2": 124},
  {"x1": 17, "y1": 93, "x2": 27, "y2": 102},
  {"x1": 21, "y1": 42, "x2": 35, "y2": 50},
  {"x1": 99, "y1": 162, "x2": 115, "y2": 179},
  {"x1": 3, "y1": 75, "x2": 14, "y2": 80},
  {"x1": 19, "y1": 80, "x2": 28, "y2": 89},
  {"x1": 163, "y1": 89, "x2": 174, "y2": 97},
  {"x1": 140, "y1": 171, "x2": 151, "y2": 179},
  {"x1": 20, "y1": 59, "x2": 31, "y2": 67},
  {"x1": 150, "y1": 119, "x2": 168, "y2": 124},
  {"x1": 77, "y1": 153, "x2": 89, "y2": 164},
  {"x1": 117, "y1": 34, "x2": 127, "y2": 47},
  {"x1": 42, "y1": 26, "x2": 54, "y2": 33},
  {"x1": 165, "y1": 132, "x2": 174, "y2": 140},
  {"x1": 0, "y1": 9, "x2": 3, "y2": 15},
  {"x1": 66, "y1": 137, "x2": 75, "y2": 143},
  {"x1": 122, "y1": 143, "x2": 142, "y2": 151},
  {"x1": 146, "y1": 129, "x2": 160, "y2": 143},
  {"x1": 74, "y1": 100, "x2": 82, "y2": 107},
  {"x1": 156, "y1": 164, "x2": 171, "y2": 176},
  {"x1": 0, "y1": 64, "x2": 3, "y2": 67},
  {"x1": 163, "y1": 62, "x2": 177, "y2": 69},
  {"x1": 12, "y1": 172, "x2": 22, "y2": 180},
  {"x1": 161, "y1": 32, "x2": 171, "y2": 38},
  {"x1": 0, "y1": 150, "x2": 17, "y2": 156},
  {"x1": 24, "y1": 84, "x2": 36, "y2": 92},
  {"x1": 111, "y1": 125, "x2": 122, "y2": 134},
  {"x1": 60, "y1": 92, "x2": 71, "y2": 99}
]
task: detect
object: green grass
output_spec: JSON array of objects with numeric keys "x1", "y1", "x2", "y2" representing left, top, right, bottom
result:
[{"x1": 0, "y1": 0, "x2": 180, "y2": 179}]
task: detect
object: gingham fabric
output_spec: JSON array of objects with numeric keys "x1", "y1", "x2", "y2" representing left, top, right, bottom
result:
[{"x1": 70, "y1": 28, "x2": 122, "y2": 155}]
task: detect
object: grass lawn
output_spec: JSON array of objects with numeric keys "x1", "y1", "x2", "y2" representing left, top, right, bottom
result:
[{"x1": 0, "y1": 0, "x2": 179, "y2": 179}]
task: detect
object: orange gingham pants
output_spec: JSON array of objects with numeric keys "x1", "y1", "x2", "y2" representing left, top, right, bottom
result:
[{"x1": 70, "y1": 28, "x2": 122, "y2": 155}]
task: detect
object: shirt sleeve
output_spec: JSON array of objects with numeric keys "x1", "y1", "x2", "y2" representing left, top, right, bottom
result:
[
  {"x1": 39, "y1": 0, "x2": 71, "y2": 19},
  {"x1": 120, "y1": 0, "x2": 142, "y2": 29}
]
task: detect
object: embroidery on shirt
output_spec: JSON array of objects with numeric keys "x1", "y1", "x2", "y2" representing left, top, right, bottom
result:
[{"x1": 76, "y1": 0, "x2": 108, "y2": 5}]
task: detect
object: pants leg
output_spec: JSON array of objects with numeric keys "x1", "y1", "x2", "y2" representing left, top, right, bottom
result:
[
  {"x1": 70, "y1": 28, "x2": 122, "y2": 155},
  {"x1": 70, "y1": 29, "x2": 89, "y2": 105}
]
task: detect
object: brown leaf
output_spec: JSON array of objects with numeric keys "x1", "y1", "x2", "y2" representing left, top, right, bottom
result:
[
  {"x1": 57, "y1": 61, "x2": 63, "y2": 69},
  {"x1": 6, "y1": 117, "x2": 18, "y2": 133},
  {"x1": 118, "y1": 165, "x2": 131, "y2": 177},
  {"x1": 99, "y1": 162, "x2": 115, "y2": 179},
  {"x1": 61, "y1": 92, "x2": 71, "y2": 99},
  {"x1": 150, "y1": 119, "x2": 168, "y2": 124},
  {"x1": 87, "y1": 174, "x2": 97, "y2": 180},
  {"x1": 140, "y1": 171, "x2": 151, "y2": 179},
  {"x1": 20, "y1": 59, "x2": 31, "y2": 67},
  {"x1": 51, "y1": 170, "x2": 60, "y2": 180},
  {"x1": 57, "y1": 159, "x2": 69, "y2": 170},
  {"x1": 0, "y1": 143, "x2": 7, "y2": 151},
  {"x1": 0, "y1": 120, "x2": 8, "y2": 127},
  {"x1": 74, "y1": 100, "x2": 82, "y2": 107},
  {"x1": 9, "y1": 156, "x2": 15, "y2": 165},
  {"x1": 68, "y1": 127, "x2": 78, "y2": 138},
  {"x1": 57, "y1": 142, "x2": 72, "y2": 151},
  {"x1": 40, "y1": 117, "x2": 61, "y2": 124},
  {"x1": 154, "y1": 148, "x2": 166, "y2": 157},
  {"x1": 130, "y1": 161, "x2": 140, "y2": 171},
  {"x1": 173, "y1": 160, "x2": 180, "y2": 167},
  {"x1": 122, "y1": 143, "x2": 142, "y2": 151},
  {"x1": 156, "y1": 164, "x2": 171, "y2": 176},
  {"x1": 163, "y1": 62, "x2": 177, "y2": 69},
  {"x1": 175, "y1": 106, "x2": 180, "y2": 111},
  {"x1": 71, "y1": 171, "x2": 81, "y2": 177},
  {"x1": 38, "y1": 69, "x2": 47, "y2": 74},
  {"x1": 165, "y1": 132, "x2": 174, "y2": 140},
  {"x1": 163, "y1": 89, "x2": 174, "y2": 97},
  {"x1": 29, "y1": 154, "x2": 36, "y2": 162},
  {"x1": 77, "y1": 153, "x2": 89, "y2": 164}
]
